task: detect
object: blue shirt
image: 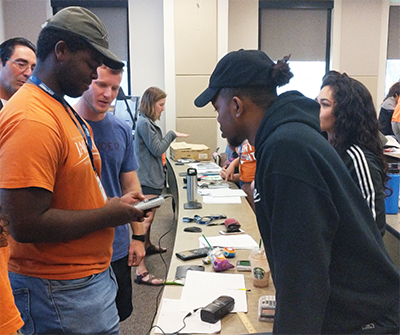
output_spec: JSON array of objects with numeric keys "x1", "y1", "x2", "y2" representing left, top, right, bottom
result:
[{"x1": 86, "y1": 113, "x2": 138, "y2": 262}]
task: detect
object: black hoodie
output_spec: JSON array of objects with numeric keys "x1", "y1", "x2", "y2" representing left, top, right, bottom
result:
[{"x1": 254, "y1": 91, "x2": 399, "y2": 334}]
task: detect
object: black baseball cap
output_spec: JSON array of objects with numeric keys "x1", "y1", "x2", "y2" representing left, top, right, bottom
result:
[
  {"x1": 194, "y1": 49, "x2": 275, "y2": 107},
  {"x1": 42, "y1": 6, "x2": 124, "y2": 70}
]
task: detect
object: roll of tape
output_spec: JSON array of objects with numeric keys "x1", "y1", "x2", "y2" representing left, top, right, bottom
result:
[{"x1": 223, "y1": 247, "x2": 236, "y2": 258}]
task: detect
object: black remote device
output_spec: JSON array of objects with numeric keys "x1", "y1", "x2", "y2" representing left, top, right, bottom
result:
[
  {"x1": 200, "y1": 295, "x2": 235, "y2": 324},
  {"x1": 175, "y1": 247, "x2": 210, "y2": 261}
]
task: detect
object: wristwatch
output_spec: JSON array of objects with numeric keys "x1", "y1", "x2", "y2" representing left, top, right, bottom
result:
[{"x1": 131, "y1": 234, "x2": 146, "y2": 242}]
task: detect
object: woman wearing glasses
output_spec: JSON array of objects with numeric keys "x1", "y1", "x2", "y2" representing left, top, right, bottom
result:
[{"x1": 317, "y1": 71, "x2": 388, "y2": 236}]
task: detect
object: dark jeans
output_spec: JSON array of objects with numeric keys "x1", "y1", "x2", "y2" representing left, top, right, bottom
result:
[{"x1": 111, "y1": 255, "x2": 133, "y2": 322}]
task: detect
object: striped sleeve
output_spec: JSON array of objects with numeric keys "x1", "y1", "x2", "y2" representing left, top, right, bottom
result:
[{"x1": 346, "y1": 145, "x2": 376, "y2": 220}]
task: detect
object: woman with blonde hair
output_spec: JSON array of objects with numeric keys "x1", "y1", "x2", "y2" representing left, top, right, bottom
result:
[{"x1": 134, "y1": 86, "x2": 189, "y2": 285}]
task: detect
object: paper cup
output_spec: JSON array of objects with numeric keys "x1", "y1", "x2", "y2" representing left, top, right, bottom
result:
[{"x1": 249, "y1": 248, "x2": 270, "y2": 288}]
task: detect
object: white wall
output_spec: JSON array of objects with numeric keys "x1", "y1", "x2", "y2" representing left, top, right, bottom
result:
[
  {"x1": 129, "y1": 0, "x2": 167, "y2": 133},
  {"x1": 129, "y1": 0, "x2": 164, "y2": 98}
]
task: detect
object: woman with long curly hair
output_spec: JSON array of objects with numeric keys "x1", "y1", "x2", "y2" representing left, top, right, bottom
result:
[
  {"x1": 0, "y1": 207, "x2": 24, "y2": 334},
  {"x1": 317, "y1": 71, "x2": 387, "y2": 236}
]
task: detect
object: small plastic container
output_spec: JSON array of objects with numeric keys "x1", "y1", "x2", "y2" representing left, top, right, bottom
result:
[
  {"x1": 208, "y1": 248, "x2": 234, "y2": 272},
  {"x1": 249, "y1": 248, "x2": 270, "y2": 288}
]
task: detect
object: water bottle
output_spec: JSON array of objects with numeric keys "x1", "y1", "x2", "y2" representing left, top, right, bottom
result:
[
  {"x1": 184, "y1": 168, "x2": 202, "y2": 209},
  {"x1": 385, "y1": 163, "x2": 400, "y2": 214}
]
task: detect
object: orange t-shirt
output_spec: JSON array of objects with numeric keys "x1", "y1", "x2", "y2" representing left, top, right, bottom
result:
[
  {"x1": 0, "y1": 84, "x2": 113, "y2": 280},
  {"x1": 391, "y1": 99, "x2": 400, "y2": 123},
  {"x1": 0, "y1": 243, "x2": 24, "y2": 334},
  {"x1": 238, "y1": 140, "x2": 256, "y2": 183}
]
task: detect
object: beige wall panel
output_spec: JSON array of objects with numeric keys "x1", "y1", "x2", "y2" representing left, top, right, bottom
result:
[
  {"x1": 176, "y1": 118, "x2": 218, "y2": 151},
  {"x1": 174, "y1": 0, "x2": 217, "y2": 75},
  {"x1": 176, "y1": 76, "x2": 215, "y2": 117},
  {"x1": 352, "y1": 75, "x2": 379, "y2": 108},
  {"x1": 228, "y1": 0, "x2": 258, "y2": 52},
  {"x1": 339, "y1": 0, "x2": 382, "y2": 75}
]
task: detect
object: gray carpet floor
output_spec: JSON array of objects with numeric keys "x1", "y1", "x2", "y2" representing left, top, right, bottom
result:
[{"x1": 120, "y1": 195, "x2": 177, "y2": 335}]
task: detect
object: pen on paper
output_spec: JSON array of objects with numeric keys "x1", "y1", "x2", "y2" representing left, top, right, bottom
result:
[{"x1": 229, "y1": 288, "x2": 251, "y2": 292}]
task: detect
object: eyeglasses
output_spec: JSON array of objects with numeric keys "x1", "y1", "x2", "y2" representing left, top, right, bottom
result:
[
  {"x1": 7, "y1": 58, "x2": 35, "y2": 73},
  {"x1": 182, "y1": 214, "x2": 227, "y2": 225}
]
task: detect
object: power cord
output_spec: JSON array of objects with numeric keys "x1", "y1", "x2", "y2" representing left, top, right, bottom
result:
[
  {"x1": 147, "y1": 307, "x2": 202, "y2": 335},
  {"x1": 146, "y1": 193, "x2": 177, "y2": 335}
]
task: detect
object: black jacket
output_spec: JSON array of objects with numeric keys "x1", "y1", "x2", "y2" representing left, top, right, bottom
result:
[
  {"x1": 254, "y1": 91, "x2": 399, "y2": 334},
  {"x1": 337, "y1": 144, "x2": 386, "y2": 236},
  {"x1": 378, "y1": 97, "x2": 396, "y2": 136}
]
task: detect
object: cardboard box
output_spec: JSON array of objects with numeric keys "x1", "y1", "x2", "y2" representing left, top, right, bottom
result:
[{"x1": 170, "y1": 142, "x2": 211, "y2": 161}]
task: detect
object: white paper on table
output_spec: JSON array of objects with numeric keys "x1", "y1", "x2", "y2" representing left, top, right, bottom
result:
[
  {"x1": 385, "y1": 135, "x2": 400, "y2": 148},
  {"x1": 180, "y1": 271, "x2": 248, "y2": 313},
  {"x1": 199, "y1": 234, "x2": 258, "y2": 250},
  {"x1": 202, "y1": 196, "x2": 242, "y2": 204},
  {"x1": 155, "y1": 298, "x2": 221, "y2": 334},
  {"x1": 201, "y1": 188, "x2": 247, "y2": 197},
  {"x1": 188, "y1": 162, "x2": 221, "y2": 175}
]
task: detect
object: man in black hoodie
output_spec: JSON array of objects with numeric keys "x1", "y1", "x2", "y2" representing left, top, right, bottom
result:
[{"x1": 194, "y1": 49, "x2": 399, "y2": 334}]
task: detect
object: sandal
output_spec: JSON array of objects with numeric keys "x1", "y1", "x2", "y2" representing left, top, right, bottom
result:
[
  {"x1": 134, "y1": 272, "x2": 164, "y2": 286},
  {"x1": 146, "y1": 245, "x2": 167, "y2": 256}
]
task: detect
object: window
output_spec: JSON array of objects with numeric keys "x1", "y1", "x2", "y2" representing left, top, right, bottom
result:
[
  {"x1": 259, "y1": 1, "x2": 333, "y2": 99},
  {"x1": 385, "y1": 5, "x2": 400, "y2": 94}
]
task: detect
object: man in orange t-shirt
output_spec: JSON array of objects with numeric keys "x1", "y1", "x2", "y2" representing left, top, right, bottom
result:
[
  {"x1": 0, "y1": 227, "x2": 23, "y2": 335},
  {"x1": 391, "y1": 97, "x2": 400, "y2": 142},
  {"x1": 221, "y1": 139, "x2": 256, "y2": 210},
  {"x1": 0, "y1": 7, "x2": 146, "y2": 335}
]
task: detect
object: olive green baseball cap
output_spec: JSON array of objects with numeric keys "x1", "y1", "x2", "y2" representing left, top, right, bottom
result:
[{"x1": 42, "y1": 6, "x2": 124, "y2": 70}]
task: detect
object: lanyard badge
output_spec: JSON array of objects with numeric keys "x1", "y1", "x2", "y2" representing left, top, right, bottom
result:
[
  {"x1": 29, "y1": 75, "x2": 106, "y2": 202},
  {"x1": 95, "y1": 174, "x2": 108, "y2": 203}
]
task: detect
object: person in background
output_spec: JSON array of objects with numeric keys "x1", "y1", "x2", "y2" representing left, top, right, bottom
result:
[
  {"x1": 220, "y1": 139, "x2": 256, "y2": 211},
  {"x1": 391, "y1": 94, "x2": 400, "y2": 142},
  {"x1": 134, "y1": 86, "x2": 189, "y2": 285},
  {"x1": 224, "y1": 144, "x2": 239, "y2": 167},
  {"x1": 317, "y1": 71, "x2": 387, "y2": 236},
  {"x1": 0, "y1": 7, "x2": 147, "y2": 334},
  {"x1": 194, "y1": 49, "x2": 399, "y2": 334},
  {"x1": 220, "y1": 144, "x2": 240, "y2": 184},
  {"x1": 0, "y1": 209, "x2": 23, "y2": 335},
  {"x1": 0, "y1": 37, "x2": 36, "y2": 109},
  {"x1": 379, "y1": 81, "x2": 400, "y2": 136},
  {"x1": 75, "y1": 64, "x2": 147, "y2": 320}
]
